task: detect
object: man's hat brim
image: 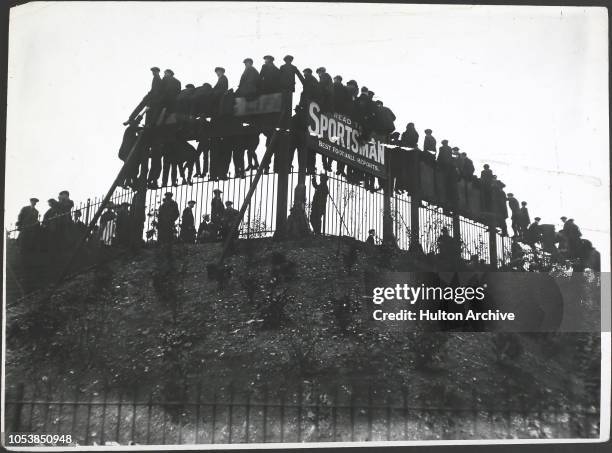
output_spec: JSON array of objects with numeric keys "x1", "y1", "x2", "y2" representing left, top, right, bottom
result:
[
  {"x1": 164, "y1": 192, "x2": 173, "y2": 197},
  {"x1": 243, "y1": 58, "x2": 253, "y2": 64},
  {"x1": 30, "y1": 198, "x2": 39, "y2": 202},
  {"x1": 150, "y1": 67, "x2": 160, "y2": 72}
]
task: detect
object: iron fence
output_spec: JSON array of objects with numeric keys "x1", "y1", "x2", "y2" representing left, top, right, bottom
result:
[
  {"x1": 5, "y1": 381, "x2": 599, "y2": 445},
  {"x1": 7, "y1": 170, "x2": 509, "y2": 266}
]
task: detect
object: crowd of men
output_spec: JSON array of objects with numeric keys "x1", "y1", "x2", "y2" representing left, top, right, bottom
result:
[
  {"x1": 13, "y1": 55, "x2": 600, "y2": 272},
  {"x1": 118, "y1": 55, "x2": 403, "y2": 190},
  {"x1": 14, "y1": 191, "x2": 134, "y2": 254}
]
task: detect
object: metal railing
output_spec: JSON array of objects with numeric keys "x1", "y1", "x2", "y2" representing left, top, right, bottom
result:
[{"x1": 5, "y1": 381, "x2": 599, "y2": 445}]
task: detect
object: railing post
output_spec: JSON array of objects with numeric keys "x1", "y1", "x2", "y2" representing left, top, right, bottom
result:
[
  {"x1": 85, "y1": 198, "x2": 91, "y2": 225},
  {"x1": 382, "y1": 147, "x2": 394, "y2": 246},
  {"x1": 489, "y1": 225, "x2": 498, "y2": 269},
  {"x1": 409, "y1": 195, "x2": 421, "y2": 253},
  {"x1": 452, "y1": 213, "x2": 461, "y2": 244}
]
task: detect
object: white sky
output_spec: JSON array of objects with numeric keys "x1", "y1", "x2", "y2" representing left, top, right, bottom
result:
[{"x1": 5, "y1": 2, "x2": 610, "y2": 266}]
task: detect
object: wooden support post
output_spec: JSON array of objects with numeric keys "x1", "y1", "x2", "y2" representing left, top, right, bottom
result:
[
  {"x1": 382, "y1": 147, "x2": 394, "y2": 246},
  {"x1": 489, "y1": 225, "x2": 498, "y2": 269}
]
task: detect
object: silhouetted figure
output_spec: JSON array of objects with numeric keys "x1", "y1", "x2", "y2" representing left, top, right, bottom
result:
[
  {"x1": 221, "y1": 201, "x2": 240, "y2": 241},
  {"x1": 197, "y1": 214, "x2": 216, "y2": 243},
  {"x1": 507, "y1": 193, "x2": 520, "y2": 237},
  {"x1": 437, "y1": 140, "x2": 452, "y2": 164},
  {"x1": 192, "y1": 82, "x2": 214, "y2": 116},
  {"x1": 459, "y1": 152, "x2": 474, "y2": 179},
  {"x1": 300, "y1": 68, "x2": 320, "y2": 106},
  {"x1": 211, "y1": 189, "x2": 225, "y2": 233},
  {"x1": 100, "y1": 205, "x2": 117, "y2": 246},
  {"x1": 230, "y1": 135, "x2": 246, "y2": 178},
  {"x1": 160, "y1": 69, "x2": 182, "y2": 113},
  {"x1": 480, "y1": 164, "x2": 494, "y2": 211},
  {"x1": 524, "y1": 216, "x2": 542, "y2": 249},
  {"x1": 374, "y1": 100, "x2": 396, "y2": 135},
  {"x1": 400, "y1": 123, "x2": 419, "y2": 148},
  {"x1": 73, "y1": 209, "x2": 87, "y2": 238},
  {"x1": 279, "y1": 55, "x2": 305, "y2": 93},
  {"x1": 17, "y1": 198, "x2": 40, "y2": 253},
  {"x1": 259, "y1": 55, "x2": 281, "y2": 94},
  {"x1": 332, "y1": 75, "x2": 351, "y2": 114},
  {"x1": 517, "y1": 201, "x2": 530, "y2": 237},
  {"x1": 194, "y1": 137, "x2": 210, "y2": 178},
  {"x1": 157, "y1": 192, "x2": 179, "y2": 245},
  {"x1": 423, "y1": 129, "x2": 436, "y2": 154},
  {"x1": 243, "y1": 134, "x2": 260, "y2": 171},
  {"x1": 124, "y1": 66, "x2": 162, "y2": 126},
  {"x1": 180, "y1": 201, "x2": 196, "y2": 243},
  {"x1": 346, "y1": 79, "x2": 359, "y2": 108},
  {"x1": 562, "y1": 218, "x2": 582, "y2": 258},
  {"x1": 366, "y1": 229, "x2": 376, "y2": 246},
  {"x1": 492, "y1": 176, "x2": 508, "y2": 236},
  {"x1": 175, "y1": 83, "x2": 196, "y2": 115},
  {"x1": 237, "y1": 58, "x2": 260, "y2": 100},
  {"x1": 354, "y1": 86, "x2": 376, "y2": 142},
  {"x1": 316, "y1": 67, "x2": 334, "y2": 112},
  {"x1": 118, "y1": 118, "x2": 143, "y2": 188},
  {"x1": 212, "y1": 67, "x2": 228, "y2": 109},
  {"x1": 437, "y1": 227, "x2": 460, "y2": 262},
  {"x1": 310, "y1": 174, "x2": 329, "y2": 234},
  {"x1": 114, "y1": 202, "x2": 131, "y2": 246}
]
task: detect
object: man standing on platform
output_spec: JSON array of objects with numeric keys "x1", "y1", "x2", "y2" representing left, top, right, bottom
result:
[
  {"x1": 507, "y1": 193, "x2": 520, "y2": 237},
  {"x1": 423, "y1": 129, "x2": 436, "y2": 155},
  {"x1": 259, "y1": 55, "x2": 281, "y2": 94},
  {"x1": 279, "y1": 55, "x2": 305, "y2": 93},
  {"x1": 237, "y1": 58, "x2": 260, "y2": 100},
  {"x1": 123, "y1": 66, "x2": 162, "y2": 126}
]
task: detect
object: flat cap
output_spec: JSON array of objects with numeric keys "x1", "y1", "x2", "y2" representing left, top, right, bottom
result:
[
  {"x1": 59, "y1": 190, "x2": 69, "y2": 196},
  {"x1": 30, "y1": 197, "x2": 39, "y2": 202},
  {"x1": 186, "y1": 84, "x2": 195, "y2": 89},
  {"x1": 360, "y1": 86, "x2": 369, "y2": 92},
  {"x1": 507, "y1": 193, "x2": 514, "y2": 196},
  {"x1": 263, "y1": 55, "x2": 274, "y2": 61},
  {"x1": 302, "y1": 68, "x2": 313, "y2": 74},
  {"x1": 243, "y1": 58, "x2": 253, "y2": 64},
  {"x1": 213, "y1": 188, "x2": 223, "y2": 193},
  {"x1": 164, "y1": 69, "x2": 174, "y2": 76},
  {"x1": 534, "y1": 217, "x2": 541, "y2": 221},
  {"x1": 333, "y1": 75, "x2": 342, "y2": 82},
  {"x1": 316, "y1": 67, "x2": 326, "y2": 73},
  {"x1": 150, "y1": 67, "x2": 160, "y2": 72},
  {"x1": 188, "y1": 200, "x2": 196, "y2": 205},
  {"x1": 347, "y1": 79, "x2": 357, "y2": 86},
  {"x1": 164, "y1": 192, "x2": 173, "y2": 197},
  {"x1": 225, "y1": 201, "x2": 233, "y2": 205},
  {"x1": 560, "y1": 216, "x2": 567, "y2": 221},
  {"x1": 214, "y1": 67, "x2": 225, "y2": 73},
  {"x1": 441, "y1": 139, "x2": 449, "y2": 144},
  {"x1": 283, "y1": 55, "x2": 294, "y2": 62}
]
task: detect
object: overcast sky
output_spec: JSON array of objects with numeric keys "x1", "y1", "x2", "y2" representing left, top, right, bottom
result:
[{"x1": 5, "y1": 2, "x2": 609, "y2": 266}]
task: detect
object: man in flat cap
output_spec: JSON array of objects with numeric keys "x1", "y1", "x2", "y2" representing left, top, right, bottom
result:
[
  {"x1": 310, "y1": 173, "x2": 329, "y2": 234},
  {"x1": 157, "y1": 192, "x2": 180, "y2": 245},
  {"x1": 114, "y1": 202, "x2": 132, "y2": 246},
  {"x1": 279, "y1": 55, "x2": 305, "y2": 93},
  {"x1": 299, "y1": 68, "x2": 320, "y2": 107},
  {"x1": 237, "y1": 58, "x2": 260, "y2": 100},
  {"x1": 180, "y1": 200, "x2": 197, "y2": 243},
  {"x1": 212, "y1": 67, "x2": 229, "y2": 108},
  {"x1": 16, "y1": 197, "x2": 40, "y2": 253},
  {"x1": 259, "y1": 55, "x2": 281, "y2": 94},
  {"x1": 507, "y1": 193, "x2": 520, "y2": 237},
  {"x1": 401, "y1": 123, "x2": 420, "y2": 149},
  {"x1": 221, "y1": 200, "x2": 240, "y2": 241},
  {"x1": 211, "y1": 189, "x2": 225, "y2": 234},
  {"x1": 374, "y1": 100, "x2": 396, "y2": 136},
  {"x1": 124, "y1": 66, "x2": 163, "y2": 126},
  {"x1": 332, "y1": 75, "x2": 351, "y2": 115},
  {"x1": 175, "y1": 83, "x2": 196, "y2": 116},
  {"x1": 459, "y1": 152, "x2": 474, "y2": 179},
  {"x1": 160, "y1": 69, "x2": 182, "y2": 114},
  {"x1": 423, "y1": 129, "x2": 436, "y2": 155},
  {"x1": 524, "y1": 216, "x2": 542, "y2": 249},
  {"x1": 316, "y1": 67, "x2": 333, "y2": 113}
]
